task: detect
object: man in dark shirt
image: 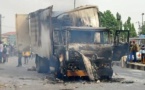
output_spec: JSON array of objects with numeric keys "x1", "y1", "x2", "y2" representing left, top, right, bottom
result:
[
  {"x1": 131, "y1": 41, "x2": 138, "y2": 62},
  {"x1": 129, "y1": 41, "x2": 133, "y2": 61},
  {"x1": 17, "y1": 51, "x2": 22, "y2": 67}
]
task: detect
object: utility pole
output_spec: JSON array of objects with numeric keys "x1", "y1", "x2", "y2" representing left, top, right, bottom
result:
[
  {"x1": 74, "y1": 0, "x2": 76, "y2": 9},
  {"x1": 142, "y1": 13, "x2": 144, "y2": 31},
  {"x1": 0, "y1": 14, "x2": 1, "y2": 41}
]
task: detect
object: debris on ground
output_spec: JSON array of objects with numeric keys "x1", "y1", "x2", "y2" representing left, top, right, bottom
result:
[
  {"x1": 43, "y1": 74, "x2": 56, "y2": 81},
  {"x1": 19, "y1": 77, "x2": 38, "y2": 80},
  {"x1": 82, "y1": 81, "x2": 86, "y2": 84},
  {"x1": 121, "y1": 80, "x2": 134, "y2": 84},
  {"x1": 63, "y1": 83, "x2": 67, "y2": 86},
  {"x1": 0, "y1": 83, "x2": 6, "y2": 88},
  {"x1": 27, "y1": 66, "x2": 36, "y2": 71},
  {"x1": 56, "y1": 78, "x2": 64, "y2": 83},
  {"x1": 23, "y1": 84, "x2": 27, "y2": 86},
  {"x1": 111, "y1": 78, "x2": 125, "y2": 83},
  {"x1": 96, "y1": 80, "x2": 100, "y2": 83},
  {"x1": 74, "y1": 86, "x2": 78, "y2": 89},
  {"x1": 43, "y1": 74, "x2": 65, "y2": 85},
  {"x1": 115, "y1": 73, "x2": 118, "y2": 75},
  {"x1": 60, "y1": 88, "x2": 74, "y2": 90}
]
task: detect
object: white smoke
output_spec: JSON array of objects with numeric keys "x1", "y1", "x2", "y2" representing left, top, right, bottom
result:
[{"x1": 42, "y1": 0, "x2": 90, "y2": 11}]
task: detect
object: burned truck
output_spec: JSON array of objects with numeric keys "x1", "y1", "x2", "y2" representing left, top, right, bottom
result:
[
  {"x1": 53, "y1": 27, "x2": 113, "y2": 80},
  {"x1": 16, "y1": 5, "x2": 129, "y2": 80}
]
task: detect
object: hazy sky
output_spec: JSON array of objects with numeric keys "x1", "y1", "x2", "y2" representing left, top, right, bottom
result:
[{"x1": 0, "y1": 0, "x2": 145, "y2": 33}]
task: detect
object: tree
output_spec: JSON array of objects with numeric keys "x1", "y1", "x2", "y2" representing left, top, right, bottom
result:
[
  {"x1": 123, "y1": 22, "x2": 128, "y2": 30},
  {"x1": 99, "y1": 10, "x2": 137, "y2": 37},
  {"x1": 99, "y1": 10, "x2": 118, "y2": 33},
  {"x1": 123, "y1": 17, "x2": 137, "y2": 37},
  {"x1": 131, "y1": 24, "x2": 137, "y2": 37},
  {"x1": 116, "y1": 12, "x2": 122, "y2": 30},
  {"x1": 140, "y1": 25, "x2": 145, "y2": 34}
]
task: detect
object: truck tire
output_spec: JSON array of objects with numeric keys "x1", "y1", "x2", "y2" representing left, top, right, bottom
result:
[{"x1": 36, "y1": 55, "x2": 49, "y2": 73}]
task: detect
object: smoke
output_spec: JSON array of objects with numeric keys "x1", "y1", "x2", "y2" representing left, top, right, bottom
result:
[
  {"x1": 42, "y1": 0, "x2": 90, "y2": 11},
  {"x1": 0, "y1": 0, "x2": 91, "y2": 33}
]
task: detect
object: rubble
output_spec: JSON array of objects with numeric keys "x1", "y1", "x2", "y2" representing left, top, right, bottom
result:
[
  {"x1": 60, "y1": 89, "x2": 74, "y2": 90},
  {"x1": 96, "y1": 80, "x2": 100, "y2": 83},
  {"x1": 111, "y1": 78, "x2": 125, "y2": 83},
  {"x1": 43, "y1": 75, "x2": 66, "y2": 85},
  {"x1": 23, "y1": 84, "x2": 27, "y2": 86},
  {"x1": 74, "y1": 86, "x2": 78, "y2": 89},
  {"x1": 19, "y1": 77, "x2": 38, "y2": 80},
  {"x1": 63, "y1": 83, "x2": 67, "y2": 86},
  {"x1": 0, "y1": 83, "x2": 6, "y2": 88},
  {"x1": 121, "y1": 80, "x2": 134, "y2": 84},
  {"x1": 27, "y1": 66, "x2": 36, "y2": 71}
]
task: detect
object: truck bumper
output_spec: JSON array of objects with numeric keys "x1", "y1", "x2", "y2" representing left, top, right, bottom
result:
[{"x1": 66, "y1": 70, "x2": 88, "y2": 77}]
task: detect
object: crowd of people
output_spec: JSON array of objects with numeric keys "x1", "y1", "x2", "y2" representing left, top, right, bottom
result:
[
  {"x1": 0, "y1": 41, "x2": 32, "y2": 67},
  {"x1": 17, "y1": 51, "x2": 31, "y2": 67},
  {"x1": 128, "y1": 40, "x2": 145, "y2": 63},
  {"x1": 0, "y1": 41, "x2": 16, "y2": 63}
]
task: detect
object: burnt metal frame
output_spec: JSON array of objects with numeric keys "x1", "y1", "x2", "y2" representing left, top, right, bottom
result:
[
  {"x1": 65, "y1": 27, "x2": 111, "y2": 44},
  {"x1": 114, "y1": 30, "x2": 130, "y2": 46}
]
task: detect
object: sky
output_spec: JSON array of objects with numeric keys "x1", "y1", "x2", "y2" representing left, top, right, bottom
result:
[{"x1": 0, "y1": 0, "x2": 145, "y2": 33}]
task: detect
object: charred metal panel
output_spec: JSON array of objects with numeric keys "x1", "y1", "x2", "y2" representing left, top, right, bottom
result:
[
  {"x1": 113, "y1": 30, "x2": 129, "y2": 61},
  {"x1": 56, "y1": 5, "x2": 99, "y2": 27},
  {"x1": 16, "y1": 14, "x2": 30, "y2": 52},
  {"x1": 81, "y1": 53, "x2": 95, "y2": 80},
  {"x1": 112, "y1": 43, "x2": 129, "y2": 61},
  {"x1": 69, "y1": 44, "x2": 112, "y2": 60},
  {"x1": 29, "y1": 6, "x2": 53, "y2": 58}
]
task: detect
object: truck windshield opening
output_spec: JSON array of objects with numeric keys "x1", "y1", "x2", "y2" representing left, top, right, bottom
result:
[{"x1": 69, "y1": 30, "x2": 109, "y2": 44}]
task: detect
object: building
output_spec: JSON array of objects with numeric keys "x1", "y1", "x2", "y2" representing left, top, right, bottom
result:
[
  {"x1": 1, "y1": 32, "x2": 16, "y2": 45},
  {"x1": 1, "y1": 35, "x2": 8, "y2": 44}
]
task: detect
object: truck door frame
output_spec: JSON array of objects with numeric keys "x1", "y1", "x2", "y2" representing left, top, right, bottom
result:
[{"x1": 112, "y1": 30, "x2": 130, "y2": 61}]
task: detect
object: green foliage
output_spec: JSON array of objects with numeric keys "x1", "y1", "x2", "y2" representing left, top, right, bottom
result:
[
  {"x1": 99, "y1": 11, "x2": 137, "y2": 37},
  {"x1": 116, "y1": 12, "x2": 122, "y2": 30},
  {"x1": 99, "y1": 10, "x2": 118, "y2": 33},
  {"x1": 140, "y1": 25, "x2": 145, "y2": 34},
  {"x1": 123, "y1": 17, "x2": 137, "y2": 37}
]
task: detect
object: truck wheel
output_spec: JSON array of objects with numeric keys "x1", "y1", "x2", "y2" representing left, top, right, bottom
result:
[{"x1": 36, "y1": 56, "x2": 49, "y2": 73}]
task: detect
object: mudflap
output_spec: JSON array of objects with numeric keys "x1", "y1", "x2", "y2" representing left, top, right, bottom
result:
[
  {"x1": 49, "y1": 56, "x2": 60, "y2": 74},
  {"x1": 80, "y1": 53, "x2": 113, "y2": 80},
  {"x1": 81, "y1": 54, "x2": 95, "y2": 81},
  {"x1": 35, "y1": 55, "x2": 50, "y2": 73}
]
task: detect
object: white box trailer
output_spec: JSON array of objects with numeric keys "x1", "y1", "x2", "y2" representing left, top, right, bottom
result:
[{"x1": 16, "y1": 14, "x2": 30, "y2": 52}]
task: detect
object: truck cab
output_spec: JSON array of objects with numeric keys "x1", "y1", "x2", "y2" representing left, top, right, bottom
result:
[{"x1": 53, "y1": 27, "x2": 113, "y2": 80}]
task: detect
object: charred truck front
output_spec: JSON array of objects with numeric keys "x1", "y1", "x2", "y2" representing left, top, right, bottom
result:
[{"x1": 53, "y1": 27, "x2": 113, "y2": 80}]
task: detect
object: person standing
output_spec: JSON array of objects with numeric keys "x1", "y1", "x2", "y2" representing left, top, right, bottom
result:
[
  {"x1": 141, "y1": 45, "x2": 145, "y2": 63},
  {"x1": 131, "y1": 41, "x2": 138, "y2": 62},
  {"x1": 6, "y1": 45, "x2": 9, "y2": 62},
  {"x1": 2, "y1": 45, "x2": 7, "y2": 63},
  {"x1": 17, "y1": 51, "x2": 22, "y2": 67},
  {"x1": 129, "y1": 41, "x2": 133, "y2": 61},
  {"x1": 24, "y1": 51, "x2": 30, "y2": 64},
  {"x1": 0, "y1": 41, "x2": 3, "y2": 63}
]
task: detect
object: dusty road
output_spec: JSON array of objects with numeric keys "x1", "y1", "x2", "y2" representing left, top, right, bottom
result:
[{"x1": 0, "y1": 57, "x2": 145, "y2": 90}]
